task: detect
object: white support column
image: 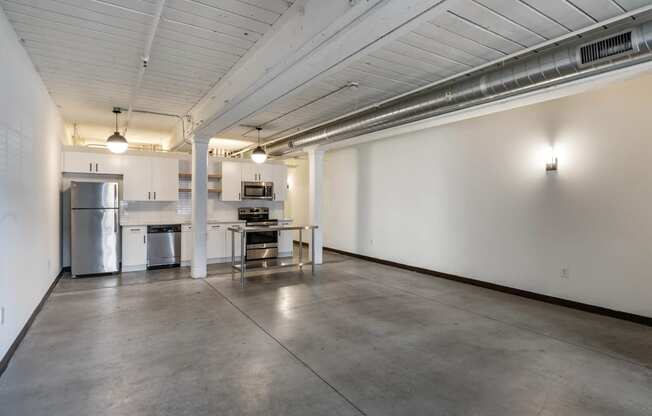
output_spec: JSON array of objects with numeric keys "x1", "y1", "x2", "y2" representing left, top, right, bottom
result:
[
  {"x1": 307, "y1": 146, "x2": 324, "y2": 265},
  {"x1": 191, "y1": 136, "x2": 210, "y2": 278}
]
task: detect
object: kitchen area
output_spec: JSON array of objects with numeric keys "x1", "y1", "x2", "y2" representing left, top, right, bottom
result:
[{"x1": 62, "y1": 147, "x2": 299, "y2": 280}]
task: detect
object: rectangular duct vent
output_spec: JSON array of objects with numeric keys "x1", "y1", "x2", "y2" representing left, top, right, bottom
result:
[{"x1": 579, "y1": 31, "x2": 634, "y2": 65}]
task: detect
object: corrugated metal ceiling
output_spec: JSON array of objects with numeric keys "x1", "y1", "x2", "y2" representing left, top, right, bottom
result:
[
  {"x1": 0, "y1": 0, "x2": 294, "y2": 132},
  {"x1": 222, "y1": 0, "x2": 652, "y2": 142},
  {"x1": 1, "y1": 0, "x2": 651, "y2": 142}
]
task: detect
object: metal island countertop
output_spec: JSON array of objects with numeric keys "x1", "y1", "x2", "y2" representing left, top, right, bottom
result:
[{"x1": 227, "y1": 224, "x2": 319, "y2": 286}]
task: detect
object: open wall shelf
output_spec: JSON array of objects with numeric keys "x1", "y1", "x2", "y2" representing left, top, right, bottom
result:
[
  {"x1": 178, "y1": 173, "x2": 222, "y2": 180},
  {"x1": 179, "y1": 188, "x2": 221, "y2": 194}
]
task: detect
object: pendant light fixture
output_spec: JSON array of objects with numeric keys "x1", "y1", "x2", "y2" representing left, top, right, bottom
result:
[
  {"x1": 106, "y1": 107, "x2": 128, "y2": 154},
  {"x1": 251, "y1": 127, "x2": 267, "y2": 164}
]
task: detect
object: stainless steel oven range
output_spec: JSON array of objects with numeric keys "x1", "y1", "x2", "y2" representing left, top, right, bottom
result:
[{"x1": 238, "y1": 207, "x2": 278, "y2": 260}]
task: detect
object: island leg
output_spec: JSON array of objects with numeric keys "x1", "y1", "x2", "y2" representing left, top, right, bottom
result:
[
  {"x1": 231, "y1": 229, "x2": 235, "y2": 280},
  {"x1": 240, "y1": 231, "x2": 246, "y2": 287},
  {"x1": 298, "y1": 229, "x2": 303, "y2": 271},
  {"x1": 311, "y1": 227, "x2": 315, "y2": 276}
]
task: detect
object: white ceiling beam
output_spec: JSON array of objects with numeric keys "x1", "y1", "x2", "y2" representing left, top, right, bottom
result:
[
  {"x1": 189, "y1": 0, "x2": 455, "y2": 142},
  {"x1": 123, "y1": 0, "x2": 166, "y2": 134}
]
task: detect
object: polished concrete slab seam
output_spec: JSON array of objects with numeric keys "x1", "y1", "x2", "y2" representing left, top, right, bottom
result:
[
  {"x1": 201, "y1": 278, "x2": 368, "y2": 416},
  {"x1": 333, "y1": 264, "x2": 652, "y2": 371}
]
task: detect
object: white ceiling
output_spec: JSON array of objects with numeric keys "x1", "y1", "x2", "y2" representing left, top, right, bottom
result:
[
  {"x1": 220, "y1": 0, "x2": 652, "y2": 142},
  {"x1": 2, "y1": 0, "x2": 651, "y2": 148},
  {"x1": 0, "y1": 0, "x2": 294, "y2": 135}
]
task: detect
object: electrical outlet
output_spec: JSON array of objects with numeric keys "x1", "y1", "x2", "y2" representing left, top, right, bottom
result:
[{"x1": 561, "y1": 268, "x2": 570, "y2": 279}]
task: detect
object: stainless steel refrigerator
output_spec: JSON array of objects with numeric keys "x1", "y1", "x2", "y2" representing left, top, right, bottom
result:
[{"x1": 71, "y1": 181, "x2": 120, "y2": 277}]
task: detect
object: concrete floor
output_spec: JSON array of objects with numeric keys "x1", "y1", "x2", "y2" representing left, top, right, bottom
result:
[{"x1": 1, "y1": 249, "x2": 652, "y2": 415}]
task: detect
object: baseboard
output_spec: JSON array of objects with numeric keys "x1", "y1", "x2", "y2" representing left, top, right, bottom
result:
[
  {"x1": 323, "y1": 246, "x2": 652, "y2": 327},
  {"x1": 0, "y1": 268, "x2": 65, "y2": 378}
]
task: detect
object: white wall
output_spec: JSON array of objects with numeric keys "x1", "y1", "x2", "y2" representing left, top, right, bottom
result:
[
  {"x1": 285, "y1": 158, "x2": 309, "y2": 240},
  {"x1": 320, "y1": 72, "x2": 652, "y2": 318},
  {"x1": 0, "y1": 8, "x2": 65, "y2": 359}
]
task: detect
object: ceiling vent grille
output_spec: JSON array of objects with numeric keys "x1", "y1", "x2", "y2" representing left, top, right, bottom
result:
[{"x1": 579, "y1": 31, "x2": 634, "y2": 65}]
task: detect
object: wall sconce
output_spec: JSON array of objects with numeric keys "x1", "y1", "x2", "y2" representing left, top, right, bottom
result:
[{"x1": 546, "y1": 147, "x2": 558, "y2": 172}]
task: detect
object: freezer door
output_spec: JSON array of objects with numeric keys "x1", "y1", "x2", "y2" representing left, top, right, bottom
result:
[
  {"x1": 71, "y1": 181, "x2": 119, "y2": 209},
  {"x1": 71, "y1": 209, "x2": 119, "y2": 276}
]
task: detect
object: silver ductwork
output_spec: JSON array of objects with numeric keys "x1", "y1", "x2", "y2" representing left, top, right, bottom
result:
[{"x1": 267, "y1": 18, "x2": 652, "y2": 156}]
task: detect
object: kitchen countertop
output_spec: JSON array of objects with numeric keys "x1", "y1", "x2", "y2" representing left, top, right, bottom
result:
[
  {"x1": 120, "y1": 219, "x2": 245, "y2": 226},
  {"x1": 228, "y1": 224, "x2": 316, "y2": 232}
]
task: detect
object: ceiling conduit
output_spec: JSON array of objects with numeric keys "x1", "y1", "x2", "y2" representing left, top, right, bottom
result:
[
  {"x1": 266, "y1": 18, "x2": 652, "y2": 156},
  {"x1": 123, "y1": 0, "x2": 166, "y2": 135}
]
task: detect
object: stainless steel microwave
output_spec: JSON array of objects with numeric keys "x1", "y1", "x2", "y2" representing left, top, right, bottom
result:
[{"x1": 241, "y1": 181, "x2": 274, "y2": 200}]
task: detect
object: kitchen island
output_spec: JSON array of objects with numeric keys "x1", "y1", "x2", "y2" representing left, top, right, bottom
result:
[{"x1": 228, "y1": 224, "x2": 319, "y2": 286}]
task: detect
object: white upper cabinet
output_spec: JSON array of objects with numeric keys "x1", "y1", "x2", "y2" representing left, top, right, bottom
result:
[
  {"x1": 221, "y1": 161, "x2": 287, "y2": 201},
  {"x1": 241, "y1": 163, "x2": 258, "y2": 182},
  {"x1": 123, "y1": 155, "x2": 178, "y2": 201},
  {"x1": 150, "y1": 158, "x2": 179, "y2": 201},
  {"x1": 122, "y1": 155, "x2": 151, "y2": 201},
  {"x1": 259, "y1": 164, "x2": 275, "y2": 182},
  {"x1": 64, "y1": 151, "x2": 122, "y2": 174},
  {"x1": 270, "y1": 164, "x2": 288, "y2": 201},
  {"x1": 241, "y1": 163, "x2": 275, "y2": 182},
  {"x1": 221, "y1": 161, "x2": 242, "y2": 201}
]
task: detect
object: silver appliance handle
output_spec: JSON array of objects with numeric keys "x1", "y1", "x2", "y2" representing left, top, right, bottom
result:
[{"x1": 114, "y1": 210, "x2": 117, "y2": 233}]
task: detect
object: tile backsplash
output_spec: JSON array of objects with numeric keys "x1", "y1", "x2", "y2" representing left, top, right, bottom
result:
[{"x1": 120, "y1": 194, "x2": 285, "y2": 224}]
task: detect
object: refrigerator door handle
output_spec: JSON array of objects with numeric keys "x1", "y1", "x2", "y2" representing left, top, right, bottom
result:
[{"x1": 114, "y1": 210, "x2": 117, "y2": 233}]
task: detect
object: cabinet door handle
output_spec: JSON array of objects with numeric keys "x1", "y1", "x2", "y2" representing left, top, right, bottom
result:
[
  {"x1": 95, "y1": 163, "x2": 98, "y2": 172},
  {"x1": 148, "y1": 192, "x2": 151, "y2": 200},
  {"x1": 238, "y1": 192, "x2": 241, "y2": 200},
  {"x1": 143, "y1": 235, "x2": 146, "y2": 244},
  {"x1": 89, "y1": 163, "x2": 92, "y2": 172},
  {"x1": 153, "y1": 191, "x2": 156, "y2": 200}
]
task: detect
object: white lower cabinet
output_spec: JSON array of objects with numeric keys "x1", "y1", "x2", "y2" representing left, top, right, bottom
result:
[
  {"x1": 181, "y1": 223, "x2": 242, "y2": 266},
  {"x1": 122, "y1": 226, "x2": 147, "y2": 271},
  {"x1": 207, "y1": 224, "x2": 226, "y2": 261},
  {"x1": 225, "y1": 224, "x2": 242, "y2": 259},
  {"x1": 278, "y1": 220, "x2": 293, "y2": 257},
  {"x1": 181, "y1": 225, "x2": 192, "y2": 265}
]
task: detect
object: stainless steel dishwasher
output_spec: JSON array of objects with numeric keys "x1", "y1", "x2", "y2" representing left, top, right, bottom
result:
[{"x1": 147, "y1": 225, "x2": 181, "y2": 268}]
